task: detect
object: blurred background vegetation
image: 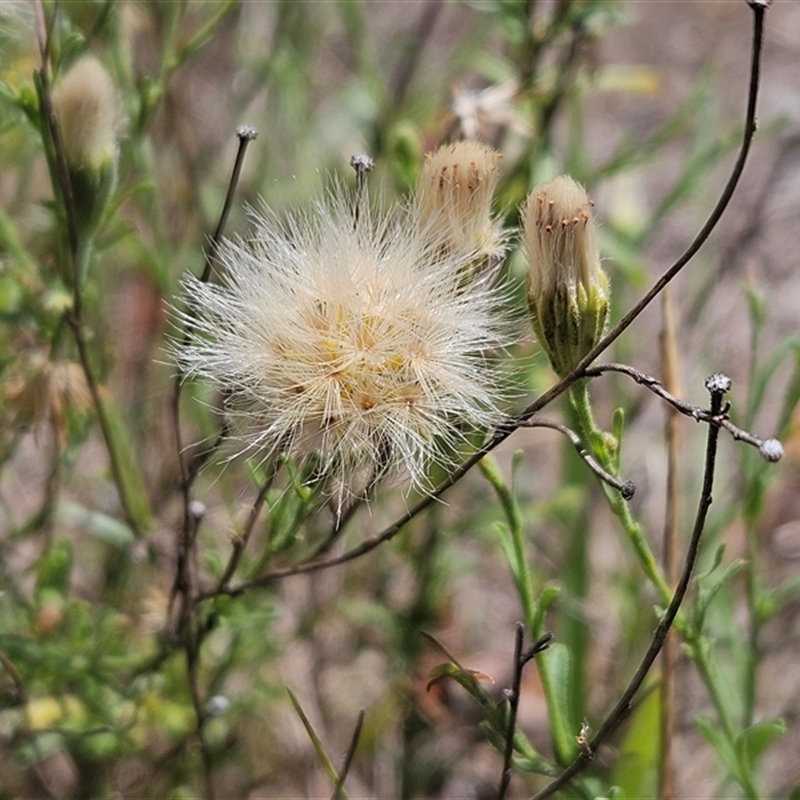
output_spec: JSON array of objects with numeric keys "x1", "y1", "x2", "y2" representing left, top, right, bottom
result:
[{"x1": 1, "y1": 1, "x2": 800, "y2": 798}]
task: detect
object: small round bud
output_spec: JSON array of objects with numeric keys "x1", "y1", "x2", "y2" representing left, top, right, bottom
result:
[
  {"x1": 705, "y1": 373, "x2": 732, "y2": 395},
  {"x1": 759, "y1": 438, "x2": 784, "y2": 463},
  {"x1": 205, "y1": 695, "x2": 230, "y2": 717},
  {"x1": 621, "y1": 480, "x2": 636, "y2": 501},
  {"x1": 236, "y1": 125, "x2": 258, "y2": 141},
  {"x1": 188, "y1": 500, "x2": 206, "y2": 520}
]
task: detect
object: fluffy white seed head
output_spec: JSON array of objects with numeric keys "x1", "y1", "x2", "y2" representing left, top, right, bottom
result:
[{"x1": 175, "y1": 187, "x2": 515, "y2": 505}]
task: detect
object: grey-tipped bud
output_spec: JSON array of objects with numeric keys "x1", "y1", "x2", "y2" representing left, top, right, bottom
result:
[
  {"x1": 705, "y1": 373, "x2": 732, "y2": 395},
  {"x1": 759, "y1": 438, "x2": 784, "y2": 463}
]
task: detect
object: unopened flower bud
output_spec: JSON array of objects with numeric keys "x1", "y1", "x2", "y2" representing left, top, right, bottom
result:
[
  {"x1": 51, "y1": 56, "x2": 122, "y2": 234},
  {"x1": 523, "y1": 176, "x2": 609, "y2": 376},
  {"x1": 416, "y1": 141, "x2": 505, "y2": 264},
  {"x1": 759, "y1": 438, "x2": 783, "y2": 463}
]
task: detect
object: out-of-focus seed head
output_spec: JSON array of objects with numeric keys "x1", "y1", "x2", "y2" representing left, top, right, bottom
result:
[
  {"x1": 3, "y1": 352, "x2": 93, "y2": 445},
  {"x1": 51, "y1": 55, "x2": 122, "y2": 233},
  {"x1": 523, "y1": 176, "x2": 610, "y2": 377}
]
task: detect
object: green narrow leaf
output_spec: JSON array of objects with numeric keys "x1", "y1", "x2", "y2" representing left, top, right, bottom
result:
[
  {"x1": 538, "y1": 643, "x2": 577, "y2": 765},
  {"x1": 695, "y1": 716, "x2": 748, "y2": 791},
  {"x1": 57, "y1": 502, "x2": 135, "y2": 548},
  {"x1": 286, "y1": 688, "x2": 346, "y2": 796},
  {"x1": 97, "y1": 392, "x2": 153, "y2": 534},
  {"x1": 735, "y1": 719, "x2": 787, "y2": 776},
  {"x1": 610, "y1": 680, "x2": 660, "y2": 799}
]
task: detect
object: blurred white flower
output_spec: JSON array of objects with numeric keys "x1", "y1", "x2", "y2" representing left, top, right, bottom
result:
[
  {"x1": 175, "y1": 187, "x2": 514, "y2": 506},
  {"x1": 451, "y1": 80, "x2": 532, "y2": 141}
]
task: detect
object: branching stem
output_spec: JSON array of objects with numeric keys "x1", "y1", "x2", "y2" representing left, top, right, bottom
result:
[{"x1": 529, "y1": 377, "x2": 728, "y2": 800}]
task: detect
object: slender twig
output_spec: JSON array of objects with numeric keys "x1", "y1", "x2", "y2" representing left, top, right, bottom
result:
[
  {"x1": 499, "y1": 624, "x2": 526, "y2": 800},
  {"x1": 170, "y1": 127, "x2": 256, "y2": 610},
  {"x1": 173, "y1": 126, "x2": 257, "y2": 497},
  {"x1": 566, "y1": 0, "x2": 765, "y2": 373},
  {"x1": 187, "y1": 417, "x2": 231, "y2": 484},
  {"x1": 200, "y1": 125, "x2": 257, "y2": 283},
  {"x1": 499, "y1": 626, "x2": 552, "y2": 800},
  {"x1": 520, "y1": 419, "x2": 635, "y2": 499},
  {"x1": 586, "y1": 363, "x2": 783, "y2": 460},
  {"x1": 331, "y1": 709, "x2": 365, "y2": 800},
  {"x1": 187, "y1": 632, "x2": 216, "y2": 800},
  {"x1": 529, "y1": 375, "x2": 729, "y2": 800},
  {"x1": 215, "y1": 470, "x2": 277, "y2": 592},
  {"x1": 387, "y1": 0, "x2": 442, "y2": 111},
  {"x1": 350, "y1": 153, "x2": 373, "y2": 230}
]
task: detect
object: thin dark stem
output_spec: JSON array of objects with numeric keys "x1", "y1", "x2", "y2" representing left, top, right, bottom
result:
[
  {"x1": 499, "y1": 623, "x2": 526, "y2": 800},
  {"x1": 200, "y1": 125, "x2": 257, "y2": 283},
  {"x1": 187, "y1": 638, "x2": 216, "y2": 800},
  {"x1": 350, "y1": 153, "x2": 374, "y2": 230},
  {"x1": 173, "y1": 126, "x2": 257, "y2": 497},
  {"x1": 215, "y1": 470, "x2": 277, "y2": 592},
  {"x1": 330, "y1": 709, "x2": 365, "y2": 800},
  {"x1": 521, "y1": 419, "x2": 635, "y2": 499},
  {"x1": 529, "y1": 377, "x2": 728, "y2": 800},
  {"x1": 499, "y1": 628, "x2": 553, "y2": 800},
  {"x1": 69, "y1": 319, "x2": 147, "y2": 537},
  {"x1": 586, "y1": 363, "x2": 782, "y2": 459},
  {"x1": 170, "y1": 126, "x2": 256, "y2": 618},
  {"x1": 187, "y1": 417, "x2": 231, "y2": 485},
  {"x1": 387, "y1": 0, "x2": 442, "y2": 111},
  {"x1": 564, "y1": 0, "x2": 765, "y2": 373}
]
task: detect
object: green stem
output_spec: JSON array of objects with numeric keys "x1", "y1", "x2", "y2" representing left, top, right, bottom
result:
[
  {"x1": 570, "y1": 380, "x2": 672, "y2": 605},
  {"x1": 480, "y1": 455, "x2": 575, "y2": 765}
]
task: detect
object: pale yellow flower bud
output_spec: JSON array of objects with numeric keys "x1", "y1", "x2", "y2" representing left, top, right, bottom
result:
[
  {"x1": 523, "y1": 176, "x2": 610, "y2": 376},
  {"x1": 416, "y1": 141, "x2": 505, "y2": 261},
  {"x1": 51, "y1": 56, "x2": 122, "y2": 233}
]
